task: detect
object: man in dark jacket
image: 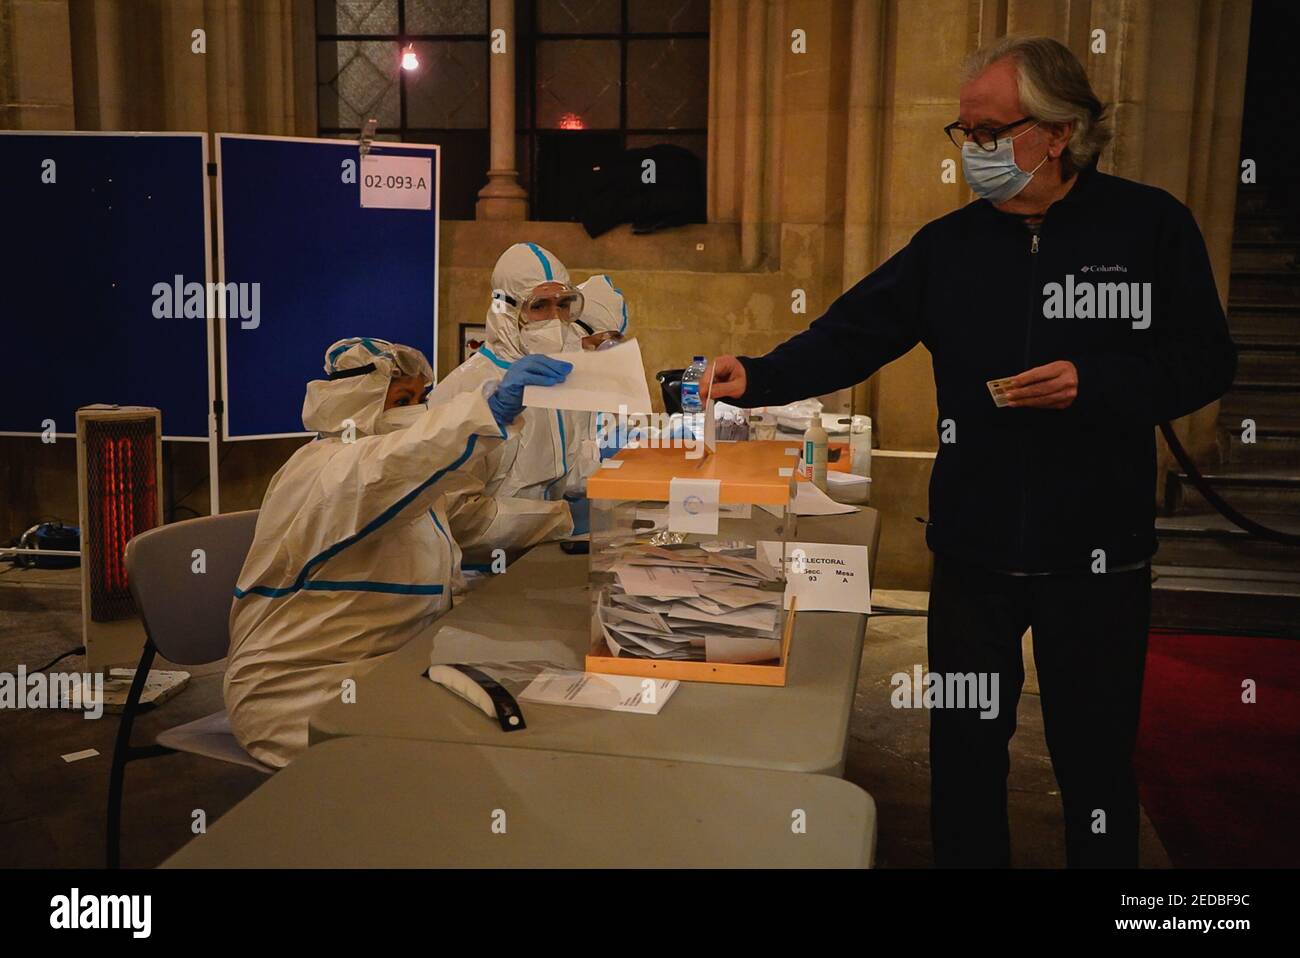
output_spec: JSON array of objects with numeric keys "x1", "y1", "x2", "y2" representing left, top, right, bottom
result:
[{"x1": 706, "y1": 36, "x2": 1236, "y2": 868}]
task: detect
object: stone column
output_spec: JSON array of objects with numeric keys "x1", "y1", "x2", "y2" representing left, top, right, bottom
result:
[
  {"x1": 0, "y1": 0, "x2": 75, "y2": 129},
  {"x1": 843, "y1": 0, "x2": 885, "y2": 418},
  {"x1": 740, "y1": 0, "x2": 767, "y2": 268},
  {"x1": 476, "y1": 0, "x2": 527, "y2": 220}
]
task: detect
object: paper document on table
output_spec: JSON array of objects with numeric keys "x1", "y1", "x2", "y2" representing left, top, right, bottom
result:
[
  {"x1": 758, "y1": 479, "x2": 859, "y2": 517},
  {"x1": 521, "y1": 338, "x2": 654, "y2": 414},
  {"x1": 519, "y1": 669, "x2": 679, "y2": 714}
]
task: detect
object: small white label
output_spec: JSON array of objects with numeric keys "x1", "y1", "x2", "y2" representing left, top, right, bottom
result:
[
  {"x1": 599, "y1": 459, "x2": 624, "y2": 469},
  {"x1": 668, "y1": 477, "x2": 721, "y2": 535},
  {"x1": 759, "y1": 540, "x2": 871, "y2": 613},
  {"x1": 778, "y1": 467, "x2": 794, "y2": 477},
  {"x1": 360, "y1": 154, "x2": 432, "y2": 210},
  {"x1": 784, "y1": 446, "x2": 800, "y2": 456},
  {"x1": 61, "y1": 748, "x2": 100, "y2": 763}
]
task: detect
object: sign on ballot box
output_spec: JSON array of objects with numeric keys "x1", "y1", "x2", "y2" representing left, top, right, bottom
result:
[{"x1": 759, "y1": 541, "x2": 871, "y2": 614}]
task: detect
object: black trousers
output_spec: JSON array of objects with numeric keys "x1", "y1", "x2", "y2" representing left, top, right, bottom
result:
[{"x1": 927, "y1": 553, "x2": 1151, "y2": 868}]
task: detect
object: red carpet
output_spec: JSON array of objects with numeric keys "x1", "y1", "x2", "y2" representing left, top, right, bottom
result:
[{"x1": 1135, "y1": 630, "x2": 1300, "y2": 867}]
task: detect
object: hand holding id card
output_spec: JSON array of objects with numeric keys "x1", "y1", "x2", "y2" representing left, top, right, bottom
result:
[{"x1": 986, "y1": 376, "x2": 1017, "y2": 408}]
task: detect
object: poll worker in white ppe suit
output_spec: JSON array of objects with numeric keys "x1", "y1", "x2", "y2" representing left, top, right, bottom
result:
[
  {"x1": 436, "y1": 243, "x2": 600, "y2": 565},
  {"x1": 224, "y1": 336, "x2": 570, "y2": 768},
  {"x1": 569, "y1": 273, "x2": 632, "y2": 479},
  {"x1": 572, "y1": 273, "x2": 629, "y2": 349}
]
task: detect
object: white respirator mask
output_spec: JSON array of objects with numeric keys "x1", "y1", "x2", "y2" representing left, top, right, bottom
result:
[
  {"x1": 376, "y1": 402, "x2": 428, "y2": 434},
  {"x1": 520, "y1": 319, "x2": 567, "y2": 356}
]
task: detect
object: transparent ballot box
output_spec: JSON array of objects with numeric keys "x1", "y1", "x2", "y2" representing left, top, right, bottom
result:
[{"x1": 585, "y1": 442, "x2": 797, "y2": 687}]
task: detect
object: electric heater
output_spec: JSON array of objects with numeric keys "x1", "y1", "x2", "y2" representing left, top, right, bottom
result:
[{"x1": 76, "y1": 405, "x2": 163, "y2": 673}]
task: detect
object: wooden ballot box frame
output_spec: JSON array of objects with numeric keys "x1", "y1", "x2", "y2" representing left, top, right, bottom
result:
[{"x1": 584, "y1": 442, "x2": 797, "y2": 687}]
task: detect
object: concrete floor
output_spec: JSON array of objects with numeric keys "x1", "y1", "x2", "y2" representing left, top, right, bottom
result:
[{"x1": 0, "y1": 564, "x2": 1169, "y2": 868}]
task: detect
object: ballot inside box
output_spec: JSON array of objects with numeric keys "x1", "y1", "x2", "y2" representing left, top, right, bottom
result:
[{"x1": 584, "y1": 442, "x2": 798, "y2": 687}]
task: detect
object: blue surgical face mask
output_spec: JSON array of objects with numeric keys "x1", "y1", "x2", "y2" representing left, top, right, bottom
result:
[{"x1": 961, "y1": 122, "x2": 1046, "y2": 203}]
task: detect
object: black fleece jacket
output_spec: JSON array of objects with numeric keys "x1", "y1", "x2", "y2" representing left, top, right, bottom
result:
[{"x1": 734, "y1": 167, "x2": 1237, "y2": 573}]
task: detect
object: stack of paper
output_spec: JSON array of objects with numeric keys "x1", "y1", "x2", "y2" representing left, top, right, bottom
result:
[
  {"x1": 518, "y1": 670, "x2": 679, "y2": 715},
  {"x1": 594, "y1": 542, "x2": 785, "y2": 664}
]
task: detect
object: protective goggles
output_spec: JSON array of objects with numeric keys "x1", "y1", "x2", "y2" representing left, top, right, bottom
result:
[
  {"x1": 579, "y1": 329, "x2": 624, "y2": 350},
  {"x1": 517, "y1": 283, "x2": 584, "y2": 324}
]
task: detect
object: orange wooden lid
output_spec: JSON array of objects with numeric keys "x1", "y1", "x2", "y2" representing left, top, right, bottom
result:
[{"x1": 587, "y1": 441, "x2": 796, "y2": 505}]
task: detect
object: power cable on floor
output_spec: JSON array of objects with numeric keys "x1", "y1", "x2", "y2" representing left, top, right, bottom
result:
[{"x1": 24, "y1": 646, "x2": 86, "y2": 673}]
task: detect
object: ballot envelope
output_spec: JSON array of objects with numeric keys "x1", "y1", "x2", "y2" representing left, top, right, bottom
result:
[{"x1": 584, "y1": 442, "x2": 798, "y2": 687}]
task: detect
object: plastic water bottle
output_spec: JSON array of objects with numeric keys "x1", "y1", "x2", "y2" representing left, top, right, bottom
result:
[{"x1": 680, "y1": 356, "x2": 706, "y2": 437}]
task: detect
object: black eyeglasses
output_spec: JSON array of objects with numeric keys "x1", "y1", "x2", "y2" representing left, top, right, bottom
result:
[{"x1": 944, "y1": 116, "x2": 1035, "y2": 151}]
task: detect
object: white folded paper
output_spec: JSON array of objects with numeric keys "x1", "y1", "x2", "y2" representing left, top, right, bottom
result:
[
  {"x1": 758, "y1": 479, "x2": 860, "y2": 517},
  {"x1": 522, "y1": 338, "x2": 654, "y2": 414},
  {"x1": 519, "y1": 669, "x2": 679, "y2": 714}
]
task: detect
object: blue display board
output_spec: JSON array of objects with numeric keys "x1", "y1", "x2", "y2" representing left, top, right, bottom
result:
[
  {"x1": 0, "y1": 132, "x2": 211, "y2": 439},
  {"x1": 217, "y1": 135, "x2": 439, "y2": 438}
]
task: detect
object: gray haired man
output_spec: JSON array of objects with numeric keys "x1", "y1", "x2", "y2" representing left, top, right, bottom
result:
[{"x1": 707, "y1": 37, "x2": 1237, "y2": 867}]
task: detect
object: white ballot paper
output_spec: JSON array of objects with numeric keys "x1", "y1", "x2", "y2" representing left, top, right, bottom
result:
[
  {"x1": 703, "y1": 398, "x2": 718, "y2": 455},
  {"x1": 759, "y1": 480, "x2": 859, "y2": 517},
  {"x1": 758, "y1": 540, "x2": 871, "y2": 613},
  {"x1": 522, "y1": 338, "x2": 654, "y2": 414},
  {"x1": 519, "y1": 669, "x2": 679, "y2": 714},
  {"x1": 614, "y1": 564, "x2": 700, "y2": 597}
]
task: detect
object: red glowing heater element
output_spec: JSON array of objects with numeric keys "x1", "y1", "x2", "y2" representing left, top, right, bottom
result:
[
  {"x1": 558, "y1": 113, "x2": 585, "y2": 130},
  {"x1": 401, "y1": 44, "x2": 419, "y2": 71},
  {"x1": 87, "y1": 427, "x2": 158, "y2": 613},
  {"x1": 77, "y1": 406, "x2": 164, "y2": 671}
]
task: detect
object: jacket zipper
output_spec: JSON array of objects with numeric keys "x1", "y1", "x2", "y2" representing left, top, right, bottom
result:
[{"x1": 1018, "y1": 231, "x2": 1040, "y2": 564}]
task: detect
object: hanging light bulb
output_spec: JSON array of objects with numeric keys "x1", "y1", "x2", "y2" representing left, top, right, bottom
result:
[{"x1": 401, "y1": 43, "x2": 419, "y2": 71}]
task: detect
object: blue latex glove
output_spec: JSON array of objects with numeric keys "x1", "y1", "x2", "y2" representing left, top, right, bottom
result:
[
  {"x1": 487, "y1": 355, "x2": 572, "y2": 429},
  {"x1": 566, "y1": 495, "x2": 591, "y2": 537}
]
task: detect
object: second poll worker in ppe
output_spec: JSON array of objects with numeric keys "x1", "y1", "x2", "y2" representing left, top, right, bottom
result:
[
  {"x1": 434, "y1": 243, "x2": 594, "y2": 563},
  {"x1": 224, "y1": 337, "x2": 567, "y2": 768},
  {"x1": 571, "y1": 273, "x2": 629, "y2": 351},
  {"x1": 573, "y1": 274, "x2": 632, "y2": 464}
]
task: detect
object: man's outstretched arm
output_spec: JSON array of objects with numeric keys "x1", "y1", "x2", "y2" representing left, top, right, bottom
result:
[{"x1": 706, "y1": 235, "x2": 930, "y2": 407}]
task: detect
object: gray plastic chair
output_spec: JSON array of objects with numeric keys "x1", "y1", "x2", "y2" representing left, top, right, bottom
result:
[{"x1": 109, "y1": 510, "x2": 271, "y2": 868}]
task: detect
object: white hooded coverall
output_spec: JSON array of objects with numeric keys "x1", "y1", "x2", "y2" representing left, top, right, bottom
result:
[
  {"x1": 224, "y1": 337, "x2": 510, "y2": 768},
  {"x1": 436, "y1": 243, "x2": 589, "y2": 565}
]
